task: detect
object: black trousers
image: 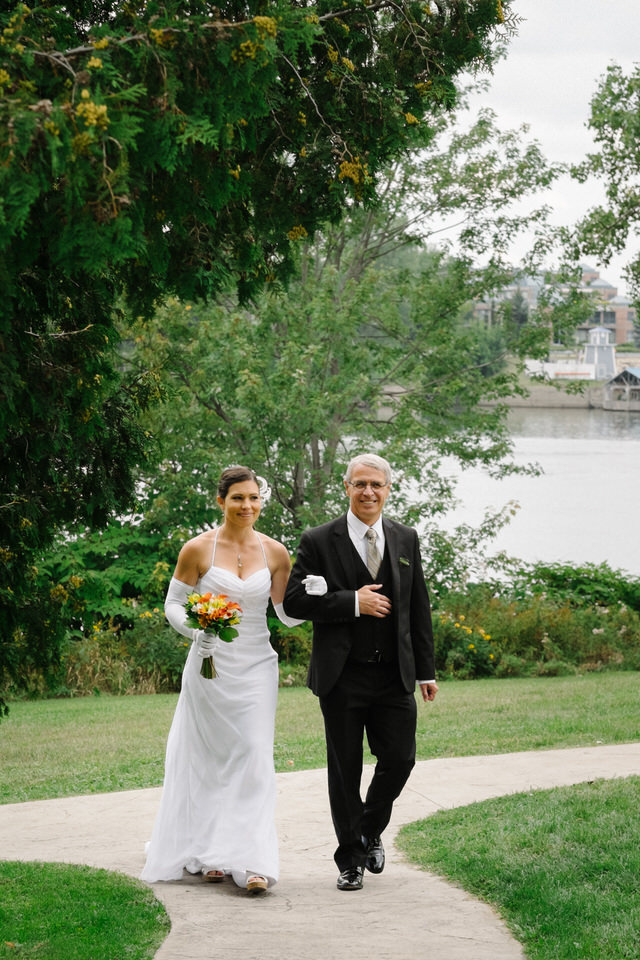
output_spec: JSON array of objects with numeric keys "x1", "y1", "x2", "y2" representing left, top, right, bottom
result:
[{"x1": 319, "y1": 660, "x2": 417, "y2": 871}]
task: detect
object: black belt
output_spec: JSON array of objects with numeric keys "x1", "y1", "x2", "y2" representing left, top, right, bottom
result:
[{"x1": 366, "y1": 651, "x2": 385, "y2": 663}]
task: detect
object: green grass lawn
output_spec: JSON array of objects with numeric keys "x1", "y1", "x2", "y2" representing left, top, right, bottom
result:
[
  {"x1": 1, "y1": 672, "x2": 639, "y2": 958},
  {"x1": 0, "y1": 861, "x2": 169, "y2": 960},
  {"x1": 1, "y1": 672, "x2": 639, "y2": 803},
  {"x1": 397, "y1": 776, "x2": 640, "y2": 960}
]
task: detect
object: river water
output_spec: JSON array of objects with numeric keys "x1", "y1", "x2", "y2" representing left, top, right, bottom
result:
[{"x1": 439, "y1": 407, "x2": 640, "y2": 577}]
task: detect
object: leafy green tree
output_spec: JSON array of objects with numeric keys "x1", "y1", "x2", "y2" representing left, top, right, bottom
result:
[
  {"x1": 569, "y1": 63, "x2": 640, "y2": 306},
  {"x1": 0, "y1": 0, "x2": 518, "y2": 707},
  {"x1": 30, "y1": 101, "x2": 591, "y2": 693},
  {"x1": 123, "y1": 105, "x2": 564, "y2": 551}
]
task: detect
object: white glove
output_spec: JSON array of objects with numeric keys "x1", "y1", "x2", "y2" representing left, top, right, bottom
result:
[
  {"x1": 165, "y1": 577, "x2": 199, "y2": 641},
  {"x1": 164, "y1": 578, "x2": 220, "y2": 656},
  {"x1": 196, "y1": 631, "x2": 219, "y2": 658},
  {"x1": 273, "y1": 602, "x2": 305, "y2": 628},
  {"x1": 302, "y1": 575, "x2": 328, "y2": 596}
]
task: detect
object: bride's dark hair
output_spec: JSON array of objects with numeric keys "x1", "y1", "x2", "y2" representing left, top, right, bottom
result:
[{"x1": 217, "y1": 465, "x2": 259, "y2": 500}]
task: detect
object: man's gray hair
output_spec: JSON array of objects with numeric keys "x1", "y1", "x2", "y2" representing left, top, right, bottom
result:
[{"x1": 344, "y1": 454, "x2": 392, "y2": 485}]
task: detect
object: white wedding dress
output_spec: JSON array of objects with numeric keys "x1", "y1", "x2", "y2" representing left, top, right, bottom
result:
[{"x1": 140, "y1": 533, "x2": 279, "y2": 887}]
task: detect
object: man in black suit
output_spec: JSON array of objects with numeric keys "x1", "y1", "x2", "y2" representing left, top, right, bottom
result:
[{"x1": 283, "y1": 453, "x2": 437, "y2": 891}]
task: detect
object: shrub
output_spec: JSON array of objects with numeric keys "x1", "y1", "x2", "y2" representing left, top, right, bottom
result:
[
  {"x1": 268, "y1": 615, "x2": 313, "y2": 668},
  {"x1": 508, "y1": 560, "x2": 640, "y2": 613},
  {"x1": 435, "y1": 579, "x2": 640, "y2": 680},
  {"x1": 58, "y1": 610, "x2": 188, "y2": 696},
  {"x1": 434, "y1": 612, "x2": 498, "y2": 679}
]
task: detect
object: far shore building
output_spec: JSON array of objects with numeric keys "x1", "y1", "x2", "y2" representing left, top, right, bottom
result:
[
  {"x1": 602, "y1": 367, "x2": 640, "y2": 411},
  {"x1": 576, "y1": 265, "x2": 637, "y2": 346},
  {"x1": 525, "y1": 326, "x2": 616, "y2": 382},
  {"x1": 473, "y1": 264, "x2": 637, "y2": 347}
]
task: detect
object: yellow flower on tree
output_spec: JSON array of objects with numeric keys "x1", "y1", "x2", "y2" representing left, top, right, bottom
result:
[
  {"x1": 253, "y1": 16, "x2": 277, "y2": 38},
  {"x1": 287, "y1": 224, "x2": 308, "y2": 241}
]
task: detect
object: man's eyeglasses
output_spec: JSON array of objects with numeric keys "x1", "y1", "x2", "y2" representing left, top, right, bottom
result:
[{"x1": 346, "y1": 481, "x2": 389, "y2": 491}]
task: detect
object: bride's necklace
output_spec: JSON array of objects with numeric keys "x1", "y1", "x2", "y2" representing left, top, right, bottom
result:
[{"x1": 218, "y1": 525, "x2": 253, "y2": 572}]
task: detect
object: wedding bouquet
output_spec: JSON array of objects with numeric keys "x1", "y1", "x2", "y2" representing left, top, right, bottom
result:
[{"x1": 184, "y1": 592, "x2": 242, "y2": 679}]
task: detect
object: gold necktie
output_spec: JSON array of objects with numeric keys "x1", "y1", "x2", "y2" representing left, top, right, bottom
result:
[{"x1": 365, "y1": 528, "x2": 382, "y2": 578}]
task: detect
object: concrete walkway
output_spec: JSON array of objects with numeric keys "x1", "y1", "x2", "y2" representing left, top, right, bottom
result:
[{"x1": 2, "y1": 743, "x2": 640, "y2": 959}]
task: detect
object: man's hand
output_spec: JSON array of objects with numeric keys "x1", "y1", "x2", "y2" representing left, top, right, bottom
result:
[
  {"x1": 418, "y1": 681, "x2": 438, "y2": 702},
  {"x1": 357, "y1": 584, "x2": 391, "y2": 618}
]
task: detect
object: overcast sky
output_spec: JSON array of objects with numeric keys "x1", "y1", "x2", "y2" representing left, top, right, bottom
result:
[{"x1": 465, "y1": 0, "x2": 639, "y2": 297}]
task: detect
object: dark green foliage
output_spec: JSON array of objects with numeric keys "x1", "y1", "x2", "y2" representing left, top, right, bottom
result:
[
  {"x1": 509, "y1": 560, "x2": 640, "y2": 613},
  {"x1": 0, "y1": 0, "x2": 516, "y2": 710}
]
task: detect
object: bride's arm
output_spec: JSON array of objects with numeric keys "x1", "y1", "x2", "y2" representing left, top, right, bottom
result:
[
  {"x1": 173, "y1": 534, "x2": 210, "y2": 586},
  {"x1": 164, "y1": 535, "x2": 219, "y2": 655},
  {"x1": 266, "y1": 539, "x2": 305, "y2": 627}
]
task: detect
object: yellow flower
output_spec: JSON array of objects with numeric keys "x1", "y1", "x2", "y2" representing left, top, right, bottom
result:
[
  {"x1": 87, "y1": 56, "x2": 103, "y2": 69},
  {"x1": 338, "y1": 157, "x2": 368, "y2": 185},
  {"x1": 0, "y1": 69, "x2": 10, "y2": 86},
  {"x1": 404, "y1": 112, "x2": 419, "y2": 125},
  {"x1": 232, "y1": 39, "x2": 259, "y2": 62},
  {"x1": 92, "y1": 37, "x2": 109, "y2": 49},
  {"x1": 76, "y1": 99, "x2": 109, "y2": 129},
  {"x1": 327, "y1": 46, "x2": 339, "y2": 64},
  {"x1": 253, "y1": 15, "x2": 277, "y2": 38},
  {"x1": 287, "y1": 224, "x2": 308, "y2": 241},
  {"x1": 468, "y1": 644, "x2": 475, "y2": 651}
]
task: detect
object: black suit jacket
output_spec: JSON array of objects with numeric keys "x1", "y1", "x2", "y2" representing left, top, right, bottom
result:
[{"x1": 283, "y1": 515, "x2": 435, "y2": 697}]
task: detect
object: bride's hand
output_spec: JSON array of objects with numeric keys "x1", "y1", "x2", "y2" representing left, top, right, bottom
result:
[{"x1": 196, "y1": 632, "x2": 218, "y2": 658}]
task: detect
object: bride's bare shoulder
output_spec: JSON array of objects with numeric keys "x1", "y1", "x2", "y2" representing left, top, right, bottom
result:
[
  {"x1": 259, "y1": 534, "x2": 290, "y2": 564},
  {"x1": 175, "y1": 528, "x2": 216, "y2": 580}
]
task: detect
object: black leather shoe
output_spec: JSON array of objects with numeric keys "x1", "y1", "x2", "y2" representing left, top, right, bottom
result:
[
  {"x1": 363, "y1": 836, "x2": 385, "y2": 874},
  {"x1": 336, "y1": 866, "x2": 364, "y2": 891}
]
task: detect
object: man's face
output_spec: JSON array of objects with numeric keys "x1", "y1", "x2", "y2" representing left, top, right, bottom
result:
[{"x1": 344, "y1": 463, "x2": 391, "y2": 525}]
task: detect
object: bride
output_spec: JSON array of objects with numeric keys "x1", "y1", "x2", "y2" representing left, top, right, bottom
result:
[{"x1": 141, "y1": 465, "x2": 302, "y2": 894}]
